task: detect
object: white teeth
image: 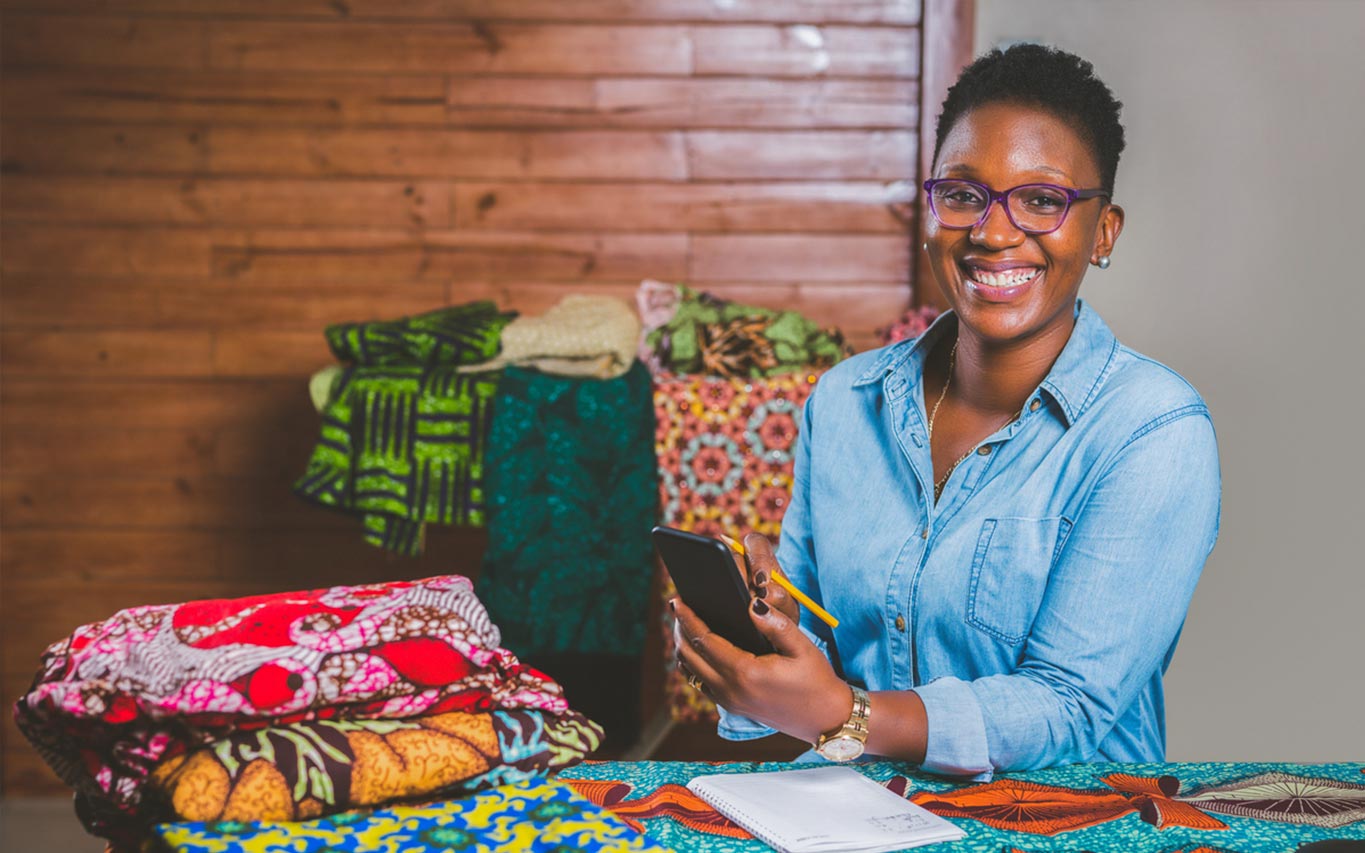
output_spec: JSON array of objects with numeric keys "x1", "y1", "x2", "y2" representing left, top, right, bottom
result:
[{"x1": 969, "y1": 267, "x2": 1040, "y2": 288}]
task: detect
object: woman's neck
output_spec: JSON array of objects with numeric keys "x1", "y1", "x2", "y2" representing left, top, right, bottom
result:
[{"x1": 945, "y1": 318, "x2": 1076, "y2": 417}]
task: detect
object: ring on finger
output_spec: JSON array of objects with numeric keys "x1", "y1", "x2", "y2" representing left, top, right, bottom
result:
[{"x1": 686, "y1": 674, "x2": 704, "y2": 691}]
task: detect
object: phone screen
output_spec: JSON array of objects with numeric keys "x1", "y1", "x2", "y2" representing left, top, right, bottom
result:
[{"x1": 652, "y1": 525, "x2": 773, "y2": 656}]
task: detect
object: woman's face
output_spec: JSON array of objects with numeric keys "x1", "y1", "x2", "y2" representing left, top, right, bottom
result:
[{"x1": 926, "y1": 101, "x2": 1123, "y2": 347}]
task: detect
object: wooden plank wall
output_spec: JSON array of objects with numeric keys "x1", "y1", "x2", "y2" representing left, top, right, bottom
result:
[{"x1": 0, "y1": 0, "x2": 923, "y2": 794}]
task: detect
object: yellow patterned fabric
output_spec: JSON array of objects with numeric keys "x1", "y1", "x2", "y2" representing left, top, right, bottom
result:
[
  {"x1": 154, "y1": 776, "x2": 676, "y2": 852},
  {"x1": 146, "y1": 710, "x2": 603, "y2": 824}
]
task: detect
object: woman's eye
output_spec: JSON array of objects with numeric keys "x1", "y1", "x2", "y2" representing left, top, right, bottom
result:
[
  {"x1": 942, "y1": 190, "x2": 985, "y2": 207},
  {"x1": 1021, "y1": 192, "x2": 1066, "y2": 210}
]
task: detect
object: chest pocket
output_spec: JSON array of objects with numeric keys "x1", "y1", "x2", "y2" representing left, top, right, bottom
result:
[{"x1": 967, "y1": 516, "x2": 1073, "y2": 645}]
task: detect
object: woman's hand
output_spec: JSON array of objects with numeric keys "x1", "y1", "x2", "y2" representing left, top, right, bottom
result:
[
  {"x1": 672, "y1": 573, "x2": 851, "y2": 744},
  {"x1": 739, "y1": 533, "x2": 800, "y2": 624}
]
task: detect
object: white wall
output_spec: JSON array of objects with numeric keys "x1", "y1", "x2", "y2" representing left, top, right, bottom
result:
[{"x1": 972, "y1": 0, "x2": 1365, "y2": 760}]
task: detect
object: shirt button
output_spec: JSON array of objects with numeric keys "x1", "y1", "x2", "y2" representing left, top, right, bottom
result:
[
  {"x1": 1030, "y1": 398, "x2": 1042, "y2": 412},
  {"x1": 895, "y1": 615, "x2": 906, "y2": 632},
  {"x1": 977, "y1": 445, "x2": 992, "y2": 456}
]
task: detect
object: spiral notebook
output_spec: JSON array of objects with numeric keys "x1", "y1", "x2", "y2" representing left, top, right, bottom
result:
[{"x1": 686, "y1": 766, "x2": 965, "y2": 853}]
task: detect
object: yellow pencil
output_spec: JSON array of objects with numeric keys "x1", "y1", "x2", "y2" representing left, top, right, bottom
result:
[{"x1": 719, "y1": 533, "x2": 840, "y2": 629}]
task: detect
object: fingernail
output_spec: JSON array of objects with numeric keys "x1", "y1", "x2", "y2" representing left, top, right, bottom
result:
[
  {"x1": 753, "y1": 584, "x2": 768, "y2": 599},
  {"x1": 668, "y1": 598, "x2": 677, "y2": 612},
  {"x1": 752, "y1": 598, "x2": 769, "y2": 615},
  {"x1": 753, "y1": 571, "x2": 768, "y2": 586}
]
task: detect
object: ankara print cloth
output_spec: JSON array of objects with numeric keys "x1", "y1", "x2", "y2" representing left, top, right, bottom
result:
[
  {"x1": 154, "y1": 776, "x2": 677, "y2": 853},
  {"x1": 13, "y1": 575, "x2": 568, "y2": 842},
  {"x1": 147, "y1": 709, "x2": 604, "y2": 824},
  {"x1": 324, "y1": 301, "x2": 515, "y2": 370},
  {"x1": 293, "y1": 365, "x2": 500, "y2": 555},
  {"x1": 640, "y1": 283, "x2": 852, "y2": 378},
  {"x1": 653, "y1": 371, "x2": 821, "y2": 722},
  {"x1": 295, "y1": 301, "x2": 515, "y2": 556},
  {"x1": 561, "y1": 760, "x2": 1365, "y2": 853},
  {"x1": 477, "y1": 362, "x2": 658, "y2": 657}
]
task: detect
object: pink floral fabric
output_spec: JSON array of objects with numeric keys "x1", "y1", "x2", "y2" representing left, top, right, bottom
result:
[
  {"x1": 653, "y1": 371, "x2": 821, "y2": 721},
  {"x1": 12, "y1": 575, "x2": 566, "y2": 841}
]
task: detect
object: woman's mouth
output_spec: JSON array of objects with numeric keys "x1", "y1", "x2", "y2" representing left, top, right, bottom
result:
[{"x1": 961, "y1": 264, "x2": 1042, "y2": 302}]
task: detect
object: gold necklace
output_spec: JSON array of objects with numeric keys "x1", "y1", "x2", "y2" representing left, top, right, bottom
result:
[{"x1": 926, "y1": 338, "x2": 1019, "y2": 502}]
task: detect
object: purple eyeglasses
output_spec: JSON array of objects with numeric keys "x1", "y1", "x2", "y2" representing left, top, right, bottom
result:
[{"x1": 923, "y1": 178, "x2": 1109, "y2": 235}]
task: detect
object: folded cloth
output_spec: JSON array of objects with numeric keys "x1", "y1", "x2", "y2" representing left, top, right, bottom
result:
[
  {"x1": 878, "y1": 304, "x2": 941, "y2": 344},
  {"x1": 293, "y1": 366, "x2": 501, "y2": 555},
  {"x1": 477, "y1": 362, "x2": 657, "y2": 657},
  {"x1": 325, "y1": 301, "x2": 515, "y2": 368},
  {"x1": 458, "y1": 294, "x2": 640, "y2": 379},
  {"x1": 147, "y1": 708, "x2": 604, "y2": 823},
  {"x1": 653, "y1": 371, "x2": 822, "y2": 722},
  {"x1": 13, "y1": 575, "x2": 568, "y2": 842},
  {"x1": 640, "y1": 283, "x2": 851, "y2": 378},
  {"x1": 153, "y1": 776, "x2": 677, "y2": 853}
]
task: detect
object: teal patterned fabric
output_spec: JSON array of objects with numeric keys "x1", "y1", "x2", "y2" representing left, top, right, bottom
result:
[
  {"x1": 561, "y1": 760, "x2": 1365, "y2": 853},
  {"x1": 476, "y1": 362, "x2": 658, "y2": 656},
  {"x1": 294, "y1": 302, "x2": 514, "y2": 555},
  {"x1": 154, "y1": 776, "x2": 676, "y2": 853}
]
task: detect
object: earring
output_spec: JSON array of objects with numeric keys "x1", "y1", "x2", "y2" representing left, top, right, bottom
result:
[{"x1": 1096, "y1": 256, "x2": 1111, "y2": 269}]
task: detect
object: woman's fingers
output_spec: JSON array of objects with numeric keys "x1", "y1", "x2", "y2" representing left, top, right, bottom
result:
[
  {"x1": 748, "y1": 594, "x2": 815, "y2": 658},
  {"x1": 670, "y1": 597, "x2": 735, "y2": 689},
  {"x1": 744, "y1": 534, "x2": 801, "y2": 622}
]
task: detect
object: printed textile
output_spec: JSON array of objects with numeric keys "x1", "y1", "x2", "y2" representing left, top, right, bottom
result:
[
  {"x1": 324, "y1": 301, "x2": 514, "y2": 369},
  {"x1": 154, "y1": 776, "x2": 677, "y2": 853},
  {"x1": 652, "y1": 371, "x2": 820, "y2": 722},
  {"x1": 562, "y1": 760, "x2": 1365, "y2": 853},
  {"x1": 640, "y1": 283, "x2": 851, "y2": 378},
  {"x1": 293, "y1": 366, "x2": 500, "y2": 554},
  {"x1": 294, "y1": 301, "x2": 515, "y2": 555},
  {"x1": 13, "y1": 575, "x2": 567, "y2": 841},
  {"x1": 147, "y1": 709, "x2": 604, "y2": 823},
  {"x1": 477, "y1": 362, "x2": 657, "y2": 657}
]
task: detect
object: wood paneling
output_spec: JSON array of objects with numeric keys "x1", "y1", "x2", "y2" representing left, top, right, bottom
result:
[{"x1": 0, "y1": 0, "x2": 940, "y2": 795}]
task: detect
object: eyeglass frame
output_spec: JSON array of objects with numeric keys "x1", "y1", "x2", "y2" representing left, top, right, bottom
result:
[{"x1": 922, "y1": 178, "x2": 1110, "y2": 235}]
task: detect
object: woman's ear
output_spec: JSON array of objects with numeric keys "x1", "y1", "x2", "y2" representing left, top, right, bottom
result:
[{"x1": 1091, "y1": 203, "x2": 1125, "y2": 265}]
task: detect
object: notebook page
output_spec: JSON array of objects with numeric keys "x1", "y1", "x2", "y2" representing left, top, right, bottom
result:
[{"x1": 687, "y1": 766, "x2": 964, "y2": 853}]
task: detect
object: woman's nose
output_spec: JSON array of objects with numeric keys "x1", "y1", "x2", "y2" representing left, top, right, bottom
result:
[{"x1": 969, "y1": 197, "x2": 1026, "y2": 248}]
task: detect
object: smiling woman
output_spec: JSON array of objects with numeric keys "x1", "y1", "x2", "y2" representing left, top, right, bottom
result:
[{"x1": 671, "y1": 44, "x2": 1222, "y2": 779}]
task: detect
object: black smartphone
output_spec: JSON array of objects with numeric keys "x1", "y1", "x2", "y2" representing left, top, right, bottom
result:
[{"x1": 652, "y1": 525, "x2": 774, "y2": 656}]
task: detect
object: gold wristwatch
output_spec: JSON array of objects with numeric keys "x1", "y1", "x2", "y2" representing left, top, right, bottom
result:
[{"x1": 814, "y1": 684, "x2": 870, "y2": 762}]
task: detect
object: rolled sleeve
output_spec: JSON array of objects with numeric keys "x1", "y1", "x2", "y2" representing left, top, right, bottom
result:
[{"x1": 913, "y1": 676, "x2": 993, "y2": 780}]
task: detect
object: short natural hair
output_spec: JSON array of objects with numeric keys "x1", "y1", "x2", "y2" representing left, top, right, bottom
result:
[{"x1": 933, "y1": 43, "x2": 1126, "y2": 195}]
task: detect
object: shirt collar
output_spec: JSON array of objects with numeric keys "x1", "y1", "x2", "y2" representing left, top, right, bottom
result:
[{"x1": 852, "y1": 300, "x2": 1119, "y2": 427}]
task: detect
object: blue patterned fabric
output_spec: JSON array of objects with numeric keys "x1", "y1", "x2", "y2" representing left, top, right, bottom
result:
[
  {"x1": 561, "y1": 760, "x2": 1365, "y2": 853},
  {"x1": 155, "y1": 776, "x2": 675, "y2": 853}
]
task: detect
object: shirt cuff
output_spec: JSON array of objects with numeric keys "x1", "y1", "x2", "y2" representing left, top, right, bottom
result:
[
  {"x1": 913, "y1": 676, "x2": 994, "y2": 781},
  {"x1": 716, "y1": 704, "x2": 778, "y2": 741}
]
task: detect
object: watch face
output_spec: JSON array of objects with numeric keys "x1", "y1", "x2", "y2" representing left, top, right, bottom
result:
[{"x1": 819, "y1": 736, "x2": 865, "y2": 762}]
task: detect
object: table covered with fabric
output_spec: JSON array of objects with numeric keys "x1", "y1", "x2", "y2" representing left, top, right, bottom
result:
[{"x1": 558, "y1": 759, "x2": 1365, "y2": 853}]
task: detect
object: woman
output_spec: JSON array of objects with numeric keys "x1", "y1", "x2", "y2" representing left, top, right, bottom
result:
[{"x1": 673, "y1": 44, "x2": 1220, "y2": 778}]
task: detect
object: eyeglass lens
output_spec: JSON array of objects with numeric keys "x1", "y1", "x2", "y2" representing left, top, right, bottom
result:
[{"x1": 929, "y1": 180, "x2": 1072, "y2": 233}]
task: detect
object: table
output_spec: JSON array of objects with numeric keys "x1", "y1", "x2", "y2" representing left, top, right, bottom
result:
[{"x1": 560, "y1": 759, "x2": 1365, "y2": 852}]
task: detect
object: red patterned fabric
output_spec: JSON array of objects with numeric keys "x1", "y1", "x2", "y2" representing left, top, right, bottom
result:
[
  {"x1": 12, "y1": 575, "x2": 566, "y2": 841},
  {"x1": 652, "y1": 371, "x2": 821, "y2": 721}
]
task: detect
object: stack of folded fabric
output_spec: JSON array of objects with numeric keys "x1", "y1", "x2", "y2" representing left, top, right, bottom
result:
[
  {"x1": 12, "y1": 575, "x2": 607, "y2": 851},
  {"x1": 638, "y1": 281, "x2": 851, "y2": 724}
]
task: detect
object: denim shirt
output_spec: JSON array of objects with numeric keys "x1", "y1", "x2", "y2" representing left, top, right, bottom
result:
[{"x1": 717, "y1": 301, "x2": 1221, "y2": 780}]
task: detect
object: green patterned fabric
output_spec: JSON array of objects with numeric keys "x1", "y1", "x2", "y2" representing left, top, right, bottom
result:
[
  {"x1": 325, "y1": 301, "x2": 515, "y2": 368},
  {"x1": 644, "y1": 284, "x2": 851, "y2": 377},
  {"x1": 477, "y1": 363, "x2": 658, "y2": 656},
  {"x1": 561, "y1": 760, "x2": 1365, "y2": 853},
  {"x1": 294, "y1": 302, "x2": 514, "y2": 555}
]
